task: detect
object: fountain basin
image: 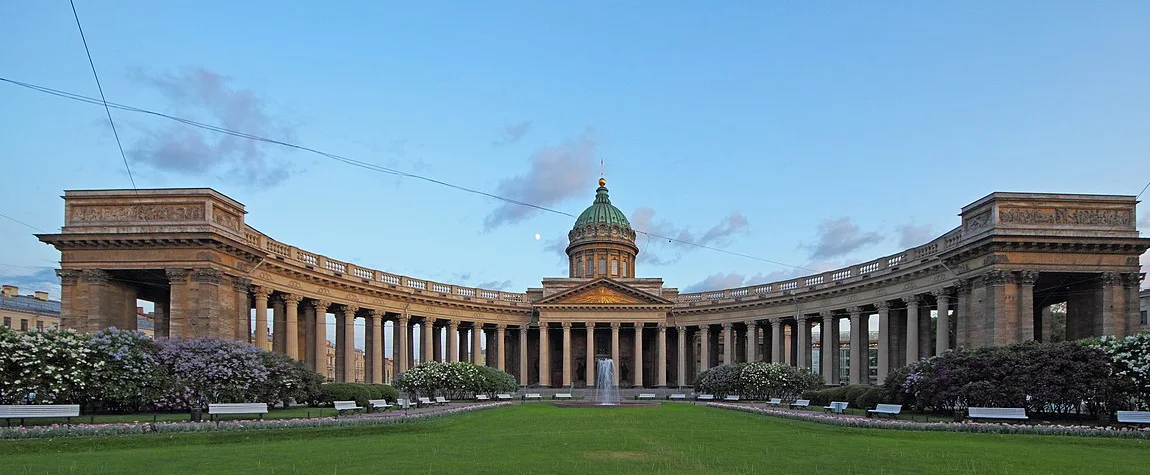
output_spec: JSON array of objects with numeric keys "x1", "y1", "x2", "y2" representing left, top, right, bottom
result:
[{"x1": 553, "y1": 400, "x2": 661, "y2": 408}]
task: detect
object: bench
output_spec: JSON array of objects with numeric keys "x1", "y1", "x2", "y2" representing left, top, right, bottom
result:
[
  {"x1": 967, "y1": 407, "x2": 1027, "y2": 421},
  {"x1": 434, "y1": 396, "x2": 450, "y2": 405},
  {"x1": 789, "y1": 399, "x2": 811, "y2": 410},
  {"x1": 396, "y1": 398, "x2": 415, "y2": 409},
  {"x1": 696, "y1": 394, "x2": 715, "y2": 401},
  {"x1": 495, "y1": 393, "x2": 514, "y2": 401},
  {"x1": 475, "y1": 394, "x2": 490, "y2": 401},
  {"x1": 368, "y1": 399, "x2": 393, "y2": 412},
  {"x1": 553, "y1": 393, "x2": 573, "y2": 400},
  {"x1": 824, "y1": 401, "x2": 849, "y2": 414},
  {"x1": 523, "y1": 393, "x2": 543, "y2": 401},
  {"x1": 333, "y1": 400, "x2": 363, "y2": 417},
  {"x1": 637, "y1": 393, "x2": 657, "y2": 400},
  {"x1": 867, "y1": 404, "x2": 903, "y2": 418},
  {"x1": 723, "y1": 395, "x2": 741, "y2": 402},
  {"x1": 766, "y1": 398, "x2": 783, "y2": 406},
  {"x1": 417, "y1": 397, "x2": 435, "y2": 407},
  {"x1": 0, "y1": 404, "x2": 81, "y2": 426},
  {"x1": 207, "y1": 403, "x2": 268, "y2": 421},
  {"x1": 1116, "y1": 411, "x2": 1150, "y2": 425},
  {"x1": 668, "y1": 394, "x2": 687, "y2": 400}
]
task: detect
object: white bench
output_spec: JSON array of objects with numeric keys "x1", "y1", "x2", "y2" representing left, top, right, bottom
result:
[
  {"x1": 368, "y1": 399, "x2": 393, "y2": 412},
  {"x1": 668, "y1": 394, "x2": 687, "y2": 400},
  {"x1": 696, "y1": 394, "x2": 715, "y2": 401},
  {"x1": 637, "y1": 393, "x2": 657, "y2": 400},
  {"x1": 333, "y1": 400, "x2": 363, "y2": 417},
  {"x1": 824, "y1": 401, "x2": 849, "y2": 414},
  {"x1": 495, "y1": 393, "x2": 514, "y2": 400},
  {"x1": 789, "y1": 399, "x2": 811, "y2": 410},
  {"x1": 766, "y1": 398, "x2": 782, "y2": 406},
  {"x1": 523, "y1": 393, "x2": 543, "y2": 400},
  {"x1": 868, "y1": 404, "x2": 902, "y2": 418},
  {"x1": 723, "y1": 395, "x2": 741, "y2": 402},
  {"x1": 397, "y1": 398, "x2": 417, "y2": 409},
  {"x1": 207, "y1": 403, "x2": 268, "y2": 421},
  {"x1": 475, "y1": 394, "x2": 490, "y2": 401},
  {"x1": 967, "y1": 407, "x2": 1027, "y2": 421},
  {"x1": 1116, "y1": 411, "x2": 1150, "y2": 425},
  {"x1": 553, "y1": 393, "x2": 573, "y2": 400},
  {"x1": 417, "y1": 397, "x2": 435, "y2": 407},
  {"x1": 0, "y1": 404, "x2": 81, "y2": 426},
  {"x1": 435, "y1": 396, "x2": 450, "y2": 405}
]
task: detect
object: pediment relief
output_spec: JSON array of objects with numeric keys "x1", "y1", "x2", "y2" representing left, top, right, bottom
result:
[
  {"x1": 538, "y1": 279, "x2": 673, "y2": 306},
  {"x1": 559, "y1": 286, "x2": 645, "y2": 304}
]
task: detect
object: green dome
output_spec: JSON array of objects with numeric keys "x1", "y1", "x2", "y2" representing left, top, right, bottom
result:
[{"x1": 573, "y1": 179, "x2": 632, "y2": 230}]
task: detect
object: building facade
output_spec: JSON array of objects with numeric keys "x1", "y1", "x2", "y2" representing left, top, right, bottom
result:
[
  {"x1": 36, "y1": 183, "x2": 1149, "y2": 387},
  {"x1": 1, "y1": 285, "x2": 61, "y2": 332}
]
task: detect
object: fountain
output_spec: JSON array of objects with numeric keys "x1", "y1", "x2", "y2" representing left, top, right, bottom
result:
[{"x1": 593, "y1": 358, "x2": 621, "y2": 405}]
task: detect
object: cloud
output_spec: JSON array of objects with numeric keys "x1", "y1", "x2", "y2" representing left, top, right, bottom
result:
[
  {"x1": 475, "y1": 280, "x2": 514, "y2": 291},
  {"x1": 631, "y1": 207, "x2": 750, "y2": 265},
  {"x1": 895, "y1": 223, "x2": 934, "y2": 249},
  {"x1": 0, "y1": 267, "x2": 60, "y2": 299},
  {"x1": 492, "y1": 121, "x2": 532, "y2": 146},
  {"x1": 128, "y1": 68, "x2": 296, "y2": 187},
  {"x1": 680, "y1": 260, "x2": 845, "y2": 293},
  {"x1": 483, "y1": 130, "x2": 598, "y2": 230},
  {"x1": 682, "y1": 273, "x2": 749, "y2": 293},
  {"x1": 805, "y1": 217, "x2": 883, "y2": 260}
]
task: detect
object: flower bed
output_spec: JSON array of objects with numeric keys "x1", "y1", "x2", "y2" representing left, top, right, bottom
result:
[
  {"x1": 0, "y1": 402, "x2": 510, "y2": 440},
  {"x1": 708, "y1": 402, "x2": 1150, "y2": 439}
]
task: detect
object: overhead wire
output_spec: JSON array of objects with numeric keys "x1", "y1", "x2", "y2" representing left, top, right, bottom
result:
[{"x1": 0, "y1": 76, "x2": 813, "y2": 272}]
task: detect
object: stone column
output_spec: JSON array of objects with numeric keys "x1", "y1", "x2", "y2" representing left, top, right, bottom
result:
[
  {"x1": 282, "y1": 294, "x2": 301, "y2": 360},
  {"x1": 1017, "y1": 271, "x2": 1038, "y2": 341},
  {"x1": 164, "y1": 269, "x2": 189, "y2": 339},
  {"x1": 796, "y1": 317, "x2": 809, "y2": 369},
  {"x1": 849, "y1": 308, "x2": 863, "y2": 385},
  {"x1": 311, "y1": 300, "x2": 330, "y2": 376},
  {"x1": 657, "y1": 324, "x2": 667, "y2": 387},
  {"x1": 744, "y1": 321, "x2": 756, "y2": 362},
  {"x1": 954, "y1": 280, "x2": 971, "y2": 347},
  {"x1": 422, "y1": 318, "x2": 435, "y2": 364},
  {"x1": 699, "y1": 325, "x2": 711, "y2": 373},
  {"x1": 342, "y1": 305, "x2": 358, "y2": 382},
  {"x1": 251, "y1": 286, "x2": 270, "y2": 349},
  {"x1": 396, "y1": 314, "x2": 409, "y2": 373},
  {"x1": 820, "y1": 312, "x2": 836, "y2": 385},
  {"x1": 934, "y1": 290, "x2": 951, "y2": 354},
  {"x1": 586, "y1": 322, "x2": 596, "y2": 386},
  {"x1": 770, "y1": 319, "x2": 783, "y2": 363},
  {"x1": 518, "y1": 325, "x2": 528, "y2": 386},
  {"x1": 446, "y1": 320, "x2": 459, "y2": 362},
  {"x1": 539, "y1": 321, "x2": 550, "y2": 387},
  {"x1": 676, "y1": 326, "x2": 687, "y2": 387},
  {"x1": 610, "y1": 322, "x2": 621, "y2": 386},
  {"x1": 467, "y1": 325, "x2": 479, "y2": 364},
  {"x1": 633, "y1": 323, "x2": 644, "y2": 387},
  {"x1": 905, "y1": 296, "x2": 920, "y2": 364},
  {"x1": 232, "y1": 277, "x2": 251, "y2": 342},
  {"x1": 368, "y1": 310, "x2": 384, "y2": 383},
  {"x1": 1124, "y1": 273, "x2": 1144, "y2": 335},
  {"x1": 496, "y1": 324, "x2": 507, "y2": 371},
  {"x1": 562, "y1": 322, "x2": 573, "y2": 387},
  {"x1": 721, "y1": 322, "x2": 733, "y2": 365},
  {"x1": 271, "y1": 294, "x2": 286, "y2": 354},
  {"x1": 876, "y1": 302, "x2": 889, "y2": 382}
]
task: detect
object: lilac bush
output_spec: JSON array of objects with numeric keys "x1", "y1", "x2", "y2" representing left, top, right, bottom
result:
[
  {"x1": 153, "y1": 338, "x2": 270, "y2": 410},
  {"x1": 1, "y1": 328, "x2": 98, "y2": 404},
  {"x1": 87, "y1": 328, "x2": 164, "y2": 412},
  {"x1": 1091, "y1": 332, "x2": 1150, "y2": 410}
]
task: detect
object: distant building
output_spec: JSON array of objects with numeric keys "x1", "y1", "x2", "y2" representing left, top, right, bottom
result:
[
  {"x1": 136, "y1": 306, "x2": 155, "y2": 339},
  {"x1": 1141, "y1": 289, "x2": 1149, "y2": 329},
  {"x1": 321, "y1": 340, "x2": 393, "y2": 383},
  {"x1": 0, "y1": 285, "x2": 60, "y2": 332}
]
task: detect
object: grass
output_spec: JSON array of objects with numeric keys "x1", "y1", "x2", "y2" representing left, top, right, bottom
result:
[
  {"x1": 2, "y1": 403, "x2": 1148, "y2": 474},
  {"x1": 3, "y1": 406, "x2": 336, "y2": 427}
]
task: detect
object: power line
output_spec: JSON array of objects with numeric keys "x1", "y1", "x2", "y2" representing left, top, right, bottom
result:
[
  {"x1": 0, "y1": 76, "x2": 813, "y2": 272},
  {"x1": 69, "y1": 0, "x2": 136, "y2": 191},
  {"x1": 0, "y1": 211, "x2": 48, "y2": 233},
  {"x1": 1136, "y1": 179, "x2": 1150, "y2": 200}
]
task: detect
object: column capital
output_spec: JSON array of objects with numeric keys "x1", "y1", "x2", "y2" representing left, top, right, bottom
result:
[
  {"x1": 310, "y1": 299, "x2": 331, "y2": 312},
  {"x1": 561, "y1": 321, "x2": 572, "y2": 329},
  {"x1": 819, "y1": 311, "x2": 833, "y2": 319},
  {"x1": 191, "y1": 268, "x2": 222, "y2": 284},
  {"x1": 250, "y1": 284, "x2": 272, "y2": 298},
  {"x1": 230, "y1": 275, "x2": 251, "y2": 292},
  {"x1": 1100, "y1": 271, "x2": 1120, "y2": 286},
  {"x1": 846, "y1": 306, "x2": 862, "y2": 315},
  {"x1": 874, "y1": 301, "x2": 890, "y2": 311},
  {"x1": 163, "y1": 268, "x2": 187, "y2": 284},
  {"x1": 495, "y1": 323, "x2": 507, "y2": 331},
  {"x1": 585, "y1": 321, "x2": 596, "y2": 329},
  {"x1": 721, "y1": 322, "x2": 732, "y2": 330},
  {"x1": 1017, "y1": 270, "x2": 1039, "y2": 285},
  {"x1": 931, "y1": 288, "x2": 953, "y2": 301},
  {"x1": 954, "y1": 278, "x2": 972, "y2": 294},
  {"x1": 1122, "y1": 272, "x2": 1144, "y2": 288},
  {"x1": 767, "y1": 317, "x2": 781, "y2": 325},
  {"x1": 902, "y1": 294, "x2": 924, "y2": 306},
  {"x1": 743, "y1": 319, "x2": 755, "y2": 328},
  {"x1": 339, "y1": 304, "x2": 360, "y2": 316},
  {"x1": 610, "y1": 322, "x2": 621, "y2": 329},
  {"x1": 676, "y1": 325, "x2": 687, "y2": 332},
  {"x1": 984, "y1": 269, "x2": 1012, "y2": 286},
  {"x1": 56, "y1": 269, "x2": 81, "y2": 285},
  {"x1": 365, "y1": 308, "x2": 382, "y2": 319},
  {"x1": 277, "y1": 293, "x2": 303, "y2": 305},
  {"x1": 446, "y1": 318, "x2": 458, "y2": 327},
  {"x1": 395, "y1": 313, "x2": 409, "y2": 324},
  {"x1": 795, "y1": 315, "x2": 808, "y2": 324},
  {"x1": 657, "y1": 323, "x2": 667, "y2": 331}
]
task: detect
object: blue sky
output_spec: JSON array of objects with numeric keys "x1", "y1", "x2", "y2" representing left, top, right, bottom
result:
[{"x1": 2, "y1": 0, "x2": 1149, "y2": 302}]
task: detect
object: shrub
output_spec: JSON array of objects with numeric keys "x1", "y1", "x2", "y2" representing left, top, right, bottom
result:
[
  {"x1": 1091, "y1": 332, "x2": 1150, "y2": 411},
  {"x1": 855, "y1": 387, "x2": 882, "y2": 409},
  {"x1": 370, "y1": 384, "x2": 399, "y2": 402},
  {"x1": 476, "y1": 366, "x2": 518, "y2": 395},
  {"x1": 696, "y1": 364, "x2": 744, "y2": 397},
  {"x1": 86, "y1": 328, "x2": 164, "y2": 413},
  {"x1": 153, "y1": 338, "x2": 269, "y2": 410},
  {"x1": 393, "y1": 361, "x2": 500, "y2": 398},
  {"x1": 319, "y1": 383, "x2": 373, "y2": 407},
  {"x1": 4, "y1": 328, "x2": 97, "y2": 404}
]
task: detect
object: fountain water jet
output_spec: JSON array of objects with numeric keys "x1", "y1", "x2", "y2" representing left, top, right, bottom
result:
[{"x1": 594, "y1": 358, "x2": 620, "y2": 405}]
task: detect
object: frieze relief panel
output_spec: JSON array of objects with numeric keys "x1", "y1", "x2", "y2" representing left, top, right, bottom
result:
[
  {"x1": 998, "y1": 207, "x2": 1132, "y2": 227},
  {"x1": 70, "y1": 204, "x2": 206, "y2": 224}
]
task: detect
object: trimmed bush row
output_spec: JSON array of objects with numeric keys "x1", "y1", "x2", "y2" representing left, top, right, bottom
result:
[
  {"x1": 802, "y1": 385, "x2": 881, "y2": 410},
  {"x1": 317, "y1": 383, "x2": 399, "y2": 408},
  {"x1": 696, "y1": 362, "x2": 822, "y2": 399},
  {"x1": 393, "y1": 361, "x2": 518, "y2": 398}
]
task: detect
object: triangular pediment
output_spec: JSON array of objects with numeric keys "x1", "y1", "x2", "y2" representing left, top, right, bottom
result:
[{"x1": 536, "y1": 278, "x2": 672, "y2": 306}]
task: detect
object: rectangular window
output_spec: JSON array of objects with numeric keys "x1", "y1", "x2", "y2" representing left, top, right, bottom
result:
[
  {"x1": 36, "y1": 321, "x2": 44, "y2": 331},
  {"x1": 2, "y1": 317, "x2": 9, "y2": 327},
  {"x1": 611, "y1": 260, "x2": 619, "y2": 276},
  {"x1": 1142, "y1": 310, "x2": 1148, "y2": 326},
  {"x1": 598, "y1": 259, "x2": 607, "y2": 275},
  {"x1": 20, "y1": 319, "x2": 29, "y2": 331},
  {"x1": 622, "y1": 261, "x2": 629, "y2": 277},
  {"x1": 585, "y1": 259, "x2": 593, "y2": 277}
]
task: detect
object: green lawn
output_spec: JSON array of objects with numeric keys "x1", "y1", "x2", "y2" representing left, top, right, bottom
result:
[{"x1": 2, "y1": 403, "x2": 1147, "y2": 474}]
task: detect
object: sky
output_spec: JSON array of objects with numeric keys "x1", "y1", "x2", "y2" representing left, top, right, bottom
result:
[{"x1": 2, "y1": 1, "x2": 1148, "y2": 309}]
